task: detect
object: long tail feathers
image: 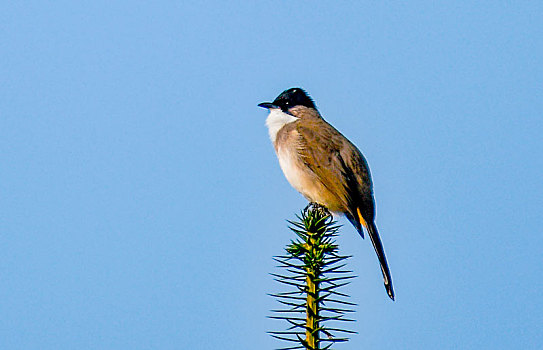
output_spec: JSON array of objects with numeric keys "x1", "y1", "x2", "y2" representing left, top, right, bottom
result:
[
  {"x1": 367, "y1": 221, "x2": 395, "y2": 300},
  {"x1": 355, "y1": 209, "x2": 395, "y2": 300}
]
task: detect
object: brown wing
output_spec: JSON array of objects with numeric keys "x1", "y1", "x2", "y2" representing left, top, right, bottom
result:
[
  {"x1": 338, "y1": 136, "x2": 375, "y2": 221},
  {"x1": 295, "y1": 118, "x2": 375, "y2": 223}
]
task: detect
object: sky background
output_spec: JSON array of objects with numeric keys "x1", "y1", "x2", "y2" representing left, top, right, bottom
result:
[{"x1": 1, "y1": 1, "x2": 542, "y2": 349}]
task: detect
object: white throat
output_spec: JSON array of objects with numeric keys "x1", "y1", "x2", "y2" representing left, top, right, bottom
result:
[{"x1": 265, "y1": 109, "x2": 298, "y2": 144}]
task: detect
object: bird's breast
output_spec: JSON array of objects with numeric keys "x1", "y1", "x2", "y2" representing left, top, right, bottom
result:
[
  {"x1": 276, "y1": 144, "x2": 312, "y2": 199},
  {"x1": 275, "y1": 139, "x2": 340, "y2": 210}
]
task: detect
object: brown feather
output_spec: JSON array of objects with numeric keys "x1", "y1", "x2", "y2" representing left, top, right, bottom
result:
[{"x1": 288, "y1": 106, "x2": 375, "y2": 221}]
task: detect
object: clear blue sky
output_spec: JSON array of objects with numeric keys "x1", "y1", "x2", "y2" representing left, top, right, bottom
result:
[{"x1": 1, "y1": 1, "x2": 542, "y2": 349}]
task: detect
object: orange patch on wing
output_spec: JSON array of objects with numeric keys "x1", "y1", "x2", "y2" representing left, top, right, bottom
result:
[{"x1": 356, "y1": 208, "x2": 368, "y2": 229}]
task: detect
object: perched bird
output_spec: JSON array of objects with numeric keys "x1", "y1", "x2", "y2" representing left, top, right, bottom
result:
[{"x1": 259, "y1": 88, "x2": 394, "y2": 300}]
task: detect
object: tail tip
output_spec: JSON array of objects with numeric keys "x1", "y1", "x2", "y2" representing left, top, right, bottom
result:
[{"x1": 386, "y1": 285, "x2": 395, "y2": 301}]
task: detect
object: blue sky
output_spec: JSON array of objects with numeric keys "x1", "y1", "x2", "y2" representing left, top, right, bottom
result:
[{"x1": 1, "y1": 1, "x2": 542, "y2": 349}]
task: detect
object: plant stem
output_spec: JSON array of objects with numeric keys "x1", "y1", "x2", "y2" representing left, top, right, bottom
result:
[
  {"x1": 270, "y1": 204, "x2": 355, "y2": 349},
  {"x1": 306, "y1": 233, "x2": 319, "y2": 349}
]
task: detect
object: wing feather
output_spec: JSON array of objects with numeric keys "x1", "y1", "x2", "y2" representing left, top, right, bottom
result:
[{"x1": 295, "y1": 119, "x2": 375, "y2": 221}]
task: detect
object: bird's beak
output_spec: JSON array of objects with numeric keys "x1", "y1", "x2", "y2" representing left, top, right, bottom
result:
[{"x1": 258, "y1": 102, "x2": 279, "y2": 109}]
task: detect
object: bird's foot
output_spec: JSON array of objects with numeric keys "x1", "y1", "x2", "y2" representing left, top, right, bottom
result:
[
  {"x1": 304, "y1": 202, "x2": 317, "y2": 212},
  {"x1": 304, "y1": 202, "x2": 331, "y2": 217}
]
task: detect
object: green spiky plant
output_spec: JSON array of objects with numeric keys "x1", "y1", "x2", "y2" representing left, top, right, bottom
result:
[{"x1": 269, "y1": 204, "x2": 357, "y2": 350}]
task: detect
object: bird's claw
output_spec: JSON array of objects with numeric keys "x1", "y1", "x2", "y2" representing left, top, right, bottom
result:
[{"x1": 304, "y1": 202, "x2": 331, "y2": 217}]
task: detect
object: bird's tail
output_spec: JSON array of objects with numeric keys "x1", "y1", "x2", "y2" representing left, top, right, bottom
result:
[{"x1": 357, "y1": 209, "x2": 395, "y2": 300}]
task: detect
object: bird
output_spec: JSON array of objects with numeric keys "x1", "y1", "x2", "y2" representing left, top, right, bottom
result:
[{"x1": 258, "y1": 87, "x2": 394, "y2": 300}]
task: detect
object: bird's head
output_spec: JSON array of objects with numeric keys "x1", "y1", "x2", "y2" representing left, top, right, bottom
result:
[{"x1": 258, "y1": 88, "x2": 316, "y2": 113}]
